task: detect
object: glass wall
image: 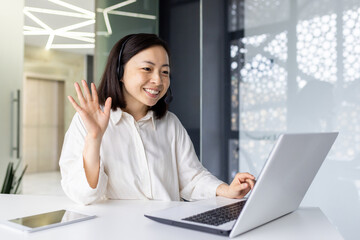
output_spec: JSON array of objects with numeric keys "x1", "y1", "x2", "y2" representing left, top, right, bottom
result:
[
  {"x1": 95, "y1": 0, "x2": 159, "y2": 83},
  {"x1": 229, "y1": 0, "x2": 360, "y2": 239}
]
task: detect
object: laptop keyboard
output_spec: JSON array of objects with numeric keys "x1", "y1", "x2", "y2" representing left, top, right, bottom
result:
[{"x1": 182, "y1": 200, "x2": 246, "y2": 226}]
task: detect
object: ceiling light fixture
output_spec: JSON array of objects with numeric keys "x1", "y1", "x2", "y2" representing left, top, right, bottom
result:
[
  {"x1": 24, "y1": 0, "x2": 95, "y2": 50},
  {"x1": 56, "y1": 33, "x2": 95, "y2": 43},
  {"x1": 51, "y1": 44, "x2": 95, "y2": 49},
  {"x1": 48, "y1": 0, "x2": 95, "y2": 18},
  {"x1": 55, "y1": 19, "x2": 95, "y2": 33},
  {"x1": 24, "y1": 10, "x2": 52, "y2": 32},
  {"x1": 45, "y1": 34, "x2": 55, "y2": 50},
  {"x1": 24, "y1": 0, "x2": 157, "y2": 50},
  {"x1": 101, "y1": 0, "x2": 137, "y2": 35},
  {"x1": 24, "y1": 6, "x2": 93, "y2": 19},
  {"x1": 96, "y1": 0, "x2": 157, "y2": 36},
  {"x1": 107, "y1": 10, "x2": 156, "y2": 20}
]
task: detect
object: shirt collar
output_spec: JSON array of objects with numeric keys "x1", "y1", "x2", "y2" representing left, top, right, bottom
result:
[
  {"x1": 140, "y1": 110, "x2": 157, "y2": 130},
  {"x1": 109, "y1": 108, "x2": 123, "y2": 125},
  {"x1": 110, "y1": 108, "x2": 156, "y2": 130}
]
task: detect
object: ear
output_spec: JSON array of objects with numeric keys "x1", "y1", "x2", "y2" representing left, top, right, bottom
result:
[{"x1": 119, "y1": 73, "x2": 124, "y2": 83}]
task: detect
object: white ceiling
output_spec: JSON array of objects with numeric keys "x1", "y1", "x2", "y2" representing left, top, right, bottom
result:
[{"x1": 24, "y1": 0, "x2": 95, "y2": 55}]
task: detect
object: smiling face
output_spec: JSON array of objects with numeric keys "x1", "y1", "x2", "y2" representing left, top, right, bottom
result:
[{"x1": 121, "y1": 45, "x2": 170, "y2": 116}]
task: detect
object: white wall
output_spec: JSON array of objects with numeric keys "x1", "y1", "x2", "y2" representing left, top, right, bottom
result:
[{"x1": 0, "y1": 1, "x2": 24, "y2": 187}]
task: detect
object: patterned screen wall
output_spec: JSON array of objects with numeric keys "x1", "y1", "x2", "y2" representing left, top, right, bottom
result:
[{"x1": 228, "y1": 0, "x2": 360, "y2": 239}]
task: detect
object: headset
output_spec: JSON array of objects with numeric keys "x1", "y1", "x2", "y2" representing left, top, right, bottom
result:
[
  {"x1": 116, "y1": 36, "x2": 131, "y2": 81},
  {"x1": 116, "y1": 35, "x2": 173, "y2": 104}
]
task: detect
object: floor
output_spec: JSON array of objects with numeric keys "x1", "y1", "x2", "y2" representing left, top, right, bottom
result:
[{"x1": 22, "y1": 171, "x2": 65, "y2": 196}]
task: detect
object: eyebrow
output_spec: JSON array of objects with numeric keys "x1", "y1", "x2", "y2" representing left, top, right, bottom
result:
[{"x1": 142, "y1": 61, "x2": 170, "y2": 67}]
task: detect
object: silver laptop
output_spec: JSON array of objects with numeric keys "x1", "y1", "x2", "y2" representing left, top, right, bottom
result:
[{"x1": 145, "y1": 132, "x2": 338, "y2": 238}]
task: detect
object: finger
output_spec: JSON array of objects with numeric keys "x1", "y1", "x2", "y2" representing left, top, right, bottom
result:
[
  {"x1": 237, "y1": 172, "x2": 255, "y2": 182},
  {"x1": 246, "y1": 179, "x2": 255, "y2": 189},
  {"x1": 241, "y1": 172, "x2": 255, "y2": 179},
  {"x1": 67, "y1": 96, "x2": 82, "y2": 112},
  {"x1": 103, "y1": 97, "x2": 112, "y2": 116},
  {"x1": 74, "y1": 82, "x2": 86, "y2": 105},
  {"x1": 235, "y1": 182, "x2": 249, "y2": 192},
  {"x1": 91, "y1": 83, "x2": 99, "y2": 103},
  {"x1": 81, "y1": 80, "x2": 92, "y2": 101}
]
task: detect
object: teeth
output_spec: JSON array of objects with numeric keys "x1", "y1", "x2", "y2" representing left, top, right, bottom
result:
[{"x1": 144, "y1": 88, "x2": 159, "y2": 95}]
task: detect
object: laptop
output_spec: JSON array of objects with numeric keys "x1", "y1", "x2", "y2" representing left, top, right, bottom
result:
[{"x1": 144, "y1": 132, "x2": 338, "y2": 238}]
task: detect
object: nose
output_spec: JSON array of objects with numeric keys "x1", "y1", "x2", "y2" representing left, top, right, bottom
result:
[{"x1": 151, "y1": 71, "x2": 162, "y2": 85}]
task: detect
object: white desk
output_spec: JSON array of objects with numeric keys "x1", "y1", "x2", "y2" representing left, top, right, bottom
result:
[{"x1": 0, "y1": 194, "x2": 343, "y2": 240}]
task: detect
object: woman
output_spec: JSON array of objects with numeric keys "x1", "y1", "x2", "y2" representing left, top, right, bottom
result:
[{"x1": 60, "y1": 33, "x2": 255, "y2": 205}]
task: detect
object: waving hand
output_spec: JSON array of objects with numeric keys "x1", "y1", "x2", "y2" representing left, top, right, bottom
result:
[{"x1": 68, "y1": 80, "x2": 112, "y2": 140}]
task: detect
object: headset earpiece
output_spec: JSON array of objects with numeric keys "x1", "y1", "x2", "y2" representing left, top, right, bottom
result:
[{"x1": 117, "y1": 36, "x2": 132, "y2": 81}]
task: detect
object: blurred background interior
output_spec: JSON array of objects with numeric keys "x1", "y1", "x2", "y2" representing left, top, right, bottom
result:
[{"x1": 0, "y1": 0, "x2": 359, "y2": 239}]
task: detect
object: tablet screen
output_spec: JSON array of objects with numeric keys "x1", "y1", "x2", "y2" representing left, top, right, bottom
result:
[{"x1": 7, "y1": 209, "x2": 95, "y2": 231}]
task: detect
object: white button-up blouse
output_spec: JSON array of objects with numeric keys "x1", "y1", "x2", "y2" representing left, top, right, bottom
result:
[{"x1": 59, "y1": 109, "x2": 224, "y2": 205}]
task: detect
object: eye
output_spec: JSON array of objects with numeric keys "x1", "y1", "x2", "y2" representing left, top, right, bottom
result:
[
  {"x1": 143, "y1": 67, "x2": 151, "y2": 71},
  {"x1": 162, "y1": 70, "x2": 169, "y2": 75}
]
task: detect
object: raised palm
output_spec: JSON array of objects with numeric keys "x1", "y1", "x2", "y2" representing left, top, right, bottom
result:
[{"x1": 68, "y1": 80, "x2": 112, "y2": 140}]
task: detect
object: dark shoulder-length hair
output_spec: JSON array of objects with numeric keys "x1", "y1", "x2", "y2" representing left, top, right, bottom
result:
[{"x1": 97, "y1": 33, "x2": 171, "y2": 119}]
